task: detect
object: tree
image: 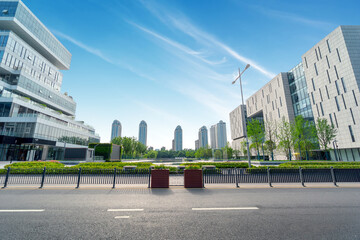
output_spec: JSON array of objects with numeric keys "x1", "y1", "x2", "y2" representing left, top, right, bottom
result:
[
  {"x1": 292, "y1": 116, "x2": 317, "y2": 160},
  {"x1": 247, "y1": 119, "x2": 265, "y2": 160},
  {"x1": 277, "y1": 119, "x2": 293, "y2": 160},
  {"x1": 240, "y1": 140, "x2": 248, "y2": 156},
  {"x1": 222, "y1": 142, "x2": 233, "y2": 159},
  {"x1": 144, "y1": 150, "x2": 158, "y2": 159},
  {"x1": 316, "y1": 118, "x2": 337, "y2": 159},
  {"x1": 264, "y1": 121, "x2": 277, "y2": 160},
  {"x1": 214, "y1": 150, "x2": 222, "y2": 159}
]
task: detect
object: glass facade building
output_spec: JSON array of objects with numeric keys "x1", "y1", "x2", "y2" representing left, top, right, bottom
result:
[
  {"x1": 138, "y1": 120, "x2": 147, "y2": 146},
  {"x1": 0, "y1": 0, "x2": 99, "y2": 161},
  {"x1": 174, "y1": 125, "x2": 182, "y2": 151},
  {"x1": 111, "y1": 120, "x2": 121, "y2": 141}
]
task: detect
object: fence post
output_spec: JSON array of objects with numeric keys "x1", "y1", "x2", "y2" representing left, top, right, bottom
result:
[
  {"x1": 235, "y1": 168, "x2": 239, "y2": 188},
  {"x1": 2, "y1": 167, "x2": 10, "y2": 188},
  {"x1": 202, "y1": 169, "x2": 205, "y2": 188},
  {"x1": 330, "y1": 167, "x2": 338, "y2": 187},
  {"x1": 299, "y1": 167, "x2": 305, "y2": 187},
  {"x1": 267, "y1": 167, "x2": 272, "y2": 187},
  {"x1": 39, "y1": 167, "x2": 46, "y2": 189},
  {"x1": 76, "y1": 167, "x2": 82, "y2": 189},
  {"x1": 112, "y1": 168, "x2": 117, "y2": 189},
  {"x1": 148, "y1": 167, "x2": 151, "y2": 188}
]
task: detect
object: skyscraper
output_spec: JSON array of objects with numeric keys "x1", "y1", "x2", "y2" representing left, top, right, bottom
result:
[
  {"x1": 198, "y1": 126, "x2": 208, "y2": 148},
  {"x1": 138, "y1": 120, "x2": 147, "y2": 146},
  {"x1": 174, "y1": 125, "x2": 182, "y2": 151},
  {"x1": 195, "y1": 140, "x2": 199, "y2": 150},
  {"x1": 111, "y1": 120, "x2": 121, "y2": 141},
  {"x1": 210, "y1": 121, "x2": 227, "y2": 149},
  {"x1": 0, "y1": 0, "x2": 99, "y2": 161}
]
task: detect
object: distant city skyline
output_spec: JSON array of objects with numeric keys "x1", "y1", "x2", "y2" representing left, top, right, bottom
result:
[
  {"x1": 138, "y1": 120, "x2": 147, "y2": 146},
  {"x1": 174, "y1": 125, "x2": 183, "y2": 151},
  {"x1": 111, "y1": 120, "x2": 122, "y2": 141}
]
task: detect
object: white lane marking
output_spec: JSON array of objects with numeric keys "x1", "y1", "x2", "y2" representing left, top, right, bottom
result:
[
  {"x1": 115, "y1": 216, "x2": 130, "y2": 219},
  {"x1": 0, "y1": 209, "x2": 45, "y2": 213},
  {"x1": 192, "y1": 207, "x2": 259, "y2": 211},
  {"x1": 107, "y1": 209, "x2": 144, "y2": 212}
]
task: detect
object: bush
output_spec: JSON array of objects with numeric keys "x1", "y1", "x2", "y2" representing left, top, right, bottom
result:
[
  {"x1": 71, "y1": 162, "x2": 152, "y2": 169},
  {"x1": 185, "y1": 165, "x2": 201, "y2": 170},
  {"x1": 89, "y1": 143, "x2": 112, "y2": 161},
  {"x1": 4, "y1": 161, "x2": 64, "y2": 169},
  {"x1": 181, "y1": 162, "x2": 250, "y2": 168},
  {"x1": 278, "y1": 161, "x2": 360, "y2": 169}
]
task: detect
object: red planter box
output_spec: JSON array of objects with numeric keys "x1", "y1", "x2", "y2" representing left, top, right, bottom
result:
[
  {"x1": 151, "y1": 169, "x2": 169, "y2": 188},
  {"x1": 184, "y1": 169, "x2": 203, "y2": 188}
]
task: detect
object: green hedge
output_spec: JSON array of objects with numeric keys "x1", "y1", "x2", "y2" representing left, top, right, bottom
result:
[
  {"x1": 180, "y1": 162, "x2": 250, "y2": 168},
  {"x1": 70, "y1": 162, "x2": 152, "y2": 169},
  {"x1": 278, "y1": 161, "x2": 360, "y2": 169},
  {"x1": 4, "y1": 161, "x2": 64, "y2": 169},
  {"x1": 89, "y1": 143, "x2": 112, "y2": 161}
]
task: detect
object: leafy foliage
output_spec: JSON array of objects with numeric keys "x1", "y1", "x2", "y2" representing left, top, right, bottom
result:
[
  {"x1": 315, "y1": 118, "x2": 337, "y2": 151},
  {"x1": 247, "y1": 119, "x2": 265, "y2": 157},
  {"x1": 89, "y1": 143, "x2": 112, "y2": 160}
]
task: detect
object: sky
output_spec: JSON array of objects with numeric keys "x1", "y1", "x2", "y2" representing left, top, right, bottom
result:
[{"x1": 23, "y1": 0, "x2": 359, "y2": 150}]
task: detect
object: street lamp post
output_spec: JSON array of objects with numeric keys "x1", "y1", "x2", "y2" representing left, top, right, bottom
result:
[{"x1": 232, "y1": 64, "x2": 251, "y2": 168}]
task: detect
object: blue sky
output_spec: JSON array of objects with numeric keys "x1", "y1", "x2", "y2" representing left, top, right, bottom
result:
[{"x1": 23, "y1": 0, "x2": 359, "y2": 149}]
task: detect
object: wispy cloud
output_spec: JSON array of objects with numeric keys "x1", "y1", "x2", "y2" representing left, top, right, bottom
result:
[
  {"x1": 139, "y1": 0, "x2": 276, "y2": 79},
  {"x1": 128, "y1": 21, "x2": 227, "y2": 66},
  {"x1": 52, "y1": 30, "x2": 115, "y2": 64},
  {"x1": 252, "y1": 6, "x2": 334, "y2": 29}
]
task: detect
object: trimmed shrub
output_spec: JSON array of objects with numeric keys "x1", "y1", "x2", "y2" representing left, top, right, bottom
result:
[
  {"x1": 71, "y1": 162, "x2": 152, "y2": 169},
  {"x1": 89, "y1": 143, "x2": 112, "y2": 161},
  {"x1": 4, "y1": 161, "x2": 64, "y2": 169},
  {"x1": 181, "y1": 162, "x2": 250, "y2": 168}
]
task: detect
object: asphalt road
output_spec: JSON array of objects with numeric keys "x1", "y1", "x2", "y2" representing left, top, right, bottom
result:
[{"x1": 0, "y1": 188, "x2": 359, "y2": 240}]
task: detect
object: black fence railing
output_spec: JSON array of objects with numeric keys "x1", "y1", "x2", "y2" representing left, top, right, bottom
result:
[{"x1": 1, "y1": 167, "x2": 360, "y2": 188}]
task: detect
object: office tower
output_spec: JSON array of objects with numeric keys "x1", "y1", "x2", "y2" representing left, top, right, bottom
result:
[
  {"x1": 195, "y1": 140, "x2": 199, "y2": 150},
  {"x1": 230, "y1": 26, "x2": 360, "y2": 161},
  {"x1": 111, "y1": 120, "x2": 121, "y2": 141},
  {"x1": 210, "y1": 121, "x2": 227, "y2": 149},
  {"x1": 0, "y1": 0, "x2": 99, "y2": 161},
  {"x1": 138, "y1": 120, "x2": 147, "y2": 146},
  {"x1": 198, "y1": 126, "x2": 208, "y2": 148},
  {"x1": 210, "y1": 125, "x2": 216, "y2": 149},
  {"x1": 174, "y1": 125, "x2": 182, "y2": 151}
]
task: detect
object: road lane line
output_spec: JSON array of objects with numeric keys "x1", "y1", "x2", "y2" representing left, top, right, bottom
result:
[
  {"x1": 0, "y1": 209, "x2": 45, "y2": 213},
  {"x1": 192, "y1": 207, "x2": 259, "y2": 211},
  {"x1": 107, "y1": 209, "x2": 144, "y2": 212},
  {"x1": 114, "y1": 216, "x2": 130, "y2": 219}
]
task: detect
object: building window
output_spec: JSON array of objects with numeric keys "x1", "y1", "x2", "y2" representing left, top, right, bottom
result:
[
  {"x1": 334, "y1": 65, "x2": 339, "y2": 79},
  {"x1": 341, "y1": 77, "x2": 347, "y2": 93},
  {"x1": 272, "y1": 101, "x2": 274, "y2": 110},
  {"x1": 326, "y1": 56, "x2": 330, "y2": 69},
  {"x1": 342, "y1": 94, "x2": 347, "y2": 109},
  {"x1": 316, "y1": 104, "x2": 320, "y2": 117},
  {"x1": 326, "y1": 39, "x2": 331, "y2": 53},
  {"x1": 279, "y1": 97, "x2": 282, "y2": 107},
  {"x1": 277, "y1": 78, "x2": 280, "y2": 87},
  {"x1": 329, "y1": 114, "x2": 334, "y2": 127},
  {"x1": 353, "y1": 90, "x2": 358, "y2": 106},
  {"x1": 335, "y1": 81, "x2": 340, "y2": 95},
  {"x1": 350, "y1": 108, "x2": 356, "y2": 125},
  {"x1": 319, "y1": 88, "x2": 323, "y2": 102},
  {"x1": 320, "y1": 102, "x2": 324, "y2": 116},
  {"x1": 336, "y1": 48, "x2": 342, "y2": 62},
  {"x1": 311, "y1": 78, "x2": 315, "y2": 91},
  {"x1": 314, "y1": 63, "x2": 318, "y2": 76},
  {"x1": 262, "y1": 89, "x2": 264, "y2": 98},
  {"x1": 315, "y1": 49, "x2": 319, "y2": 61},
  {"x1": 311, "y1": 92, "x2": 315, "y2": 105},
  {"x1": 325, "y1": 85, "x2": 330, "y2": 99},
  {"x1": 326, "y1": 70, "x2": 331, "y2": 83},
  {"x1": 278, "y1": 108, "x2": 280, "y2": 118},
  {"x1": 334, "y1": 113, "x2": 339, "y2": 128},
  {"x1": 335, "y1": 96, "x2": 340, "y2": 111},
  {"x1": 349, "y1": 125, "x2": 355, "y2": 142},
  {"x1": 318, "y1": 46, "x2": 322, "y2": 59},
  {"x1": 304, "y1": 57, "x2": 308, "y2": 68}
]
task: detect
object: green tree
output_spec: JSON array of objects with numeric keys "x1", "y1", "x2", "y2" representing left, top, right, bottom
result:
[
  {"x1": 222, "y1": 142, "x2": 233, "y2": 159},
  {"x1": 264, "y1": 121, "x2": 277, "y2": 160},
  {"x1": 247, "y1": 119, "x2": 265, "y2": 160},
  {"x1": 240, "y1": 140, "x2": 248, "y2": 156},
  {"x1": 144, "y1": 150, "x2": 158, "y2": 159},
  {"x1": 316, "y1": 118, "x2": 337, "y2": 159},
  {"x1": 292, "y1": 116, "x2": 317, "y2": 160},
  {"x1": 214, "y1": 150, "x2": 222, "y2": 159},
  {"x1": 277, "y1": 119, "x2": 293, "y2": 160}
]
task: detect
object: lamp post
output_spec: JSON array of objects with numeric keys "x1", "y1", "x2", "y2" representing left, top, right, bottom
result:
[
  {"x1": 232, "y1": 64, "x2": 251, "y2": 168},
  {"x1": 93, "y1": 144, "x2": 100, "y2": 162}
]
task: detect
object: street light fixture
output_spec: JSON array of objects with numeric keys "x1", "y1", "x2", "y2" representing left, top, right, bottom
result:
[{"x1": 232, "y1": 64, "x2": 251, "y2": 168}]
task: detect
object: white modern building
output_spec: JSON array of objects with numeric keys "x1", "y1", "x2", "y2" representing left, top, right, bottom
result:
[
  {"x1": 110, "y1": 120, "x2": 121, "y2": 141},
  {"x1": 0, "y1": 0, "x2": 100, "y2": 161},
  {"x1": 138, "y1": 120, "x2": 147, "y2": 146},
  {"x1": 230, "y1": 25, "x2": 360, "y2": 161},
  {"x1": 174, "y1": 125, "x2": 182, "y2": 151},
  {"x1": 210, "y1": 120, "x2": 227, "y2": 149}
]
